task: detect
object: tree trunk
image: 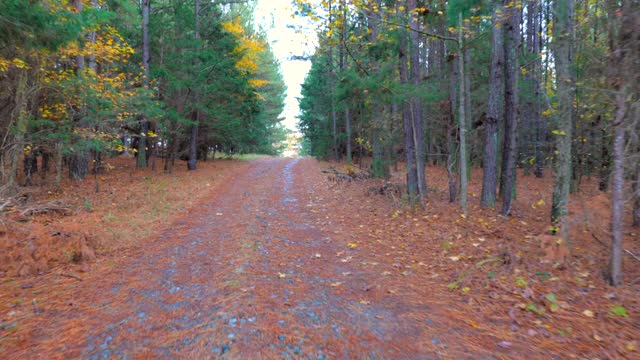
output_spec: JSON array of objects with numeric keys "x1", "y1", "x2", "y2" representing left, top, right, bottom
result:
[
  {"x1": 609, "y1": 87, "x2": 626, "y2": 285},
  {"x1": 188, "y1": 0, "x2": 200, "y2": 171},
  {"x1": 137, "y1": 0, "x2": 151, "y2": 169},
  {"x1": 68, "y1": 0, "x2": 90, "y2": 180},
  {"x1": 41, "y1": 150, "x2": 50, "y2": 179},
  {"x1": 599, "y1": 127, "x2": 610, "y2": 191},
  {"x1": 55, "y1": 142, "x2": 63, "y2": 188},
  {"x1": 533, "y1": 0, "x2": 544, "y2": 178},
  {"x1": 88, "y1": 0, "x2": 98, "y2": 71},
  {"x1": 332, "y1": 107, "x2": 338, "y2": 160},
  {"x1": 609, "y1": 0, "x2": 638, "y2": 284},
  {"x1": 137, "y1": 118, "x2": 149, "y2": 168},
  {"x1": 409, "y1": 0, "x2": 426, "y2": 198},
  {"x1": 633, "y1": 162, "x2": 640, "y2": 227},
  {"x1": 69, "y1": 152, "x2": 89, "y2": 180},
  {"x1": 340, "y1": 1, "x2": 351, "y2": 164},
  {"x1": 345, "y1": 108, "x2": 352, "y2": 163},
  {"x1": 448, "y1": 45, "x2": 459, "y2": 204},
  {"x1": 23, "y1": 149, "x2": 37, "y2": 186},
  {"x1": 7, "y1": 70, "x2": 29, "y2": 190},
  {"x1": 367, "y1": 7, "x2": 388, "y2": 178},
  {"x1": 464, "y1": 46, "x2": 472, "y2": 168},
  {"x1": 481, "y1": 2, "x2": 504, "y2": 208},
  {"x1": 328, "y1": 0, "x2": 338, "y2": 161},
  {"x1": 634, "y1": 160, "x2": 640, "y2": 227},
  {"x1": 399, "y1": 18, "x2": 417, "y2": 203},
  {"x1": 457, "y1": 14, "x2": 468, "y2": 213},
  {"x1": 501, "y1": 0, "x2": 520, "y2": 216},
  {"x1": 188, "y1": 122, "x2": 198, "y2": 171},
  {"x1": 550, "y1": 0, "x2": 575, "y2": 242}
]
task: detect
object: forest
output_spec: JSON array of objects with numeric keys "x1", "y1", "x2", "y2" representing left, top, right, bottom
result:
[
  {"x1": 0, "y1": 0, "x2": 287, "y2": 185},
  {"x1": 0, "y1": 0, "x2": 639, "y2": 357},
  {"x1": 296, "y1": 0, "x2": 639, "y2": 285}
]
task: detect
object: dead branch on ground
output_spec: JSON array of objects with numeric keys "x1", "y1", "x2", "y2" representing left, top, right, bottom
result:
[{"x1": 18, "y1": 200, "x2": 72, "y2": 217}]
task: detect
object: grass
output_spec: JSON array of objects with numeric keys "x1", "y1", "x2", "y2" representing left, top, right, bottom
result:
[{"x1": 213, "y1": 152, "x2": 271, "y2": 161}]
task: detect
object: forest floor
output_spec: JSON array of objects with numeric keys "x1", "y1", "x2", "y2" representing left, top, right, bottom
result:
[{"x1": 0, "y1": 156, "x2": 638, "y2": 359}]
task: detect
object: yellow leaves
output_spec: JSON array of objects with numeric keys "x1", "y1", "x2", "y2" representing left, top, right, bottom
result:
[
  {"x1": 12, "y1": 58, "x2": 29, "y2": 69},
  {"x1": 0, "y1": 57, "x2": 9, "y2": 72},
  {"x1": 347, "y1": 242, "x2": 357, "y2": 249},
  {"x1": 504, "y1": 1, "x2": 523, "y2": 9},
  {"x1": 222, "y1": 21, "x2": 243, "y2": 36},
  {"x1": 0, "y1": 57, "x2": 30, "y2": 72},
  {"x1": 223, "y1": 19, "x2": 267, "y2": 84},
  {"x1": 531, "y1": 198, "x2": 546, "y2": 209}
]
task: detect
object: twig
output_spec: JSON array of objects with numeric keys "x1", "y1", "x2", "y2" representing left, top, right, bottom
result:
[
  {"x1": 19, "y1": 201, "x2": 72, "y2": 217},
  {"x1": 592, "y1": 233, "x2": 640, "y2": 262},
  {"x1": 58, "y1": 273, "x2": 83, "y2": 281},
  {"x1": 624, "y1": 249, "x2": 640, "y2": 262},
  {"x1": 32, "y1": 298, "x2": 41, "y2": 314},
  {"x1": 591, "y1": 233, "x2": 608, "y2": 247},
  {"x1": 0, "y1": 199, "x2": 12, "y2": 211}
]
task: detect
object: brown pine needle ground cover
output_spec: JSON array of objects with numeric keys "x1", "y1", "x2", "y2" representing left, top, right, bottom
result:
[
  {"x1": 0, "y1": 155, "x2": 252, "y2": 277},
  {"x1": 0, "y1": 157, "x2": 638, "y2": 358},
  {"x1": 318, "y1": 161, "x2": 639, "y2": 358}
]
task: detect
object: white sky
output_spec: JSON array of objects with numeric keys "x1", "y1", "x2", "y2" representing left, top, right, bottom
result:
[{"x1": 254, "y1": 0, "x2": 317, "y2": 131}]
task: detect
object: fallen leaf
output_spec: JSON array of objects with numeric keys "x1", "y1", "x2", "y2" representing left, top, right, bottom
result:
[
  {"x1": 313, "y1": 253, "x2": 322, "y2": 258},
  {"x1": 278, "y1": 272, "x2": 286, "y2": 279},
  {"x1": 448, "y1": 256, "x2": 460, "y2": 262},
  {"x1": 582, "y1": 310, "x2": 594, "y2": 318},
  {"x1": 347, "y1": 242, "x2": 357, "y2": 248},
  {"x1": 610, "y1": 305, "x2": 629, "y2": 318},
  {"x1": 359, "y1": 299, "x2": 370, "y2": 305},
  {"x1": 593, "y1": 334, "x2": 603, "y2": 342},
  {"x1": 330, "y1": 282, "x2": 342, "y2": 287}
]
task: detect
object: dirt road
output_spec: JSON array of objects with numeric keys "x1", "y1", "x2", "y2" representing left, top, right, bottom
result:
[{"x1": 2, "y1": 158, "x2": 474, "y2": 359}]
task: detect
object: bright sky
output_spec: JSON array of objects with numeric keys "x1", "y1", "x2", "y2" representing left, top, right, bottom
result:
[{"x1": 254, "y1": 0, "x2": 317, "y2": 132}]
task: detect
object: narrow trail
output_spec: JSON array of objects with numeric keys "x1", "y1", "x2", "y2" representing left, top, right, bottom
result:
[{"x1": 3, "y1": 158, "x2": 467, "y2": 359}]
